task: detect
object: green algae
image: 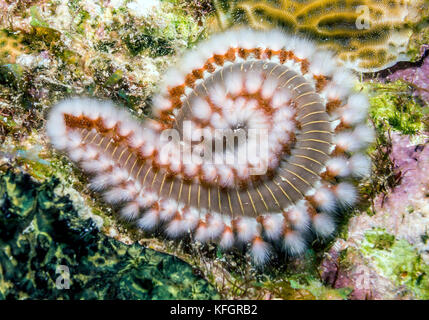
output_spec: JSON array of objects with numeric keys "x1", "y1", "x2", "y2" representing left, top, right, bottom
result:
[
  {"x1": 360, "y1": 228, "x2": 429, "y2": 299},
  {"x1": 367, "y1": 80, "x2": 428, "y2": 135},
  {"x1": 29, "y1": 6, "x2": 50, "y2": 29},
  {"x1": 0, "y1": 170, "x2": 219, "y2": 300},
  {"x1": 287, "y1": 276, "x2": 352, "y2": 300}
]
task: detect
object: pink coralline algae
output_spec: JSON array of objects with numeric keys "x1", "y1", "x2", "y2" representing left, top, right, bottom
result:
[
  {"x1": 321, "y1": 132, "x2": 429, "y2": 299},
  {"x1": 376, "y1": 133, "x2": 429, "y2": 221},
  {"x1": 387, "y1": 53, "x2": 429, "y2": 104},
  {"x1": 353, "y1": 132, "x2": 429, "y2": 252}
]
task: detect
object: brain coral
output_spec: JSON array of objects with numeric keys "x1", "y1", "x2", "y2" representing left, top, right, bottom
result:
[
  {"x1": 211, "y1": 0, "x2": 424, "y2": 72},
  {"x1": 47, "y1": 28, "x2": 373, "y2": 264}
]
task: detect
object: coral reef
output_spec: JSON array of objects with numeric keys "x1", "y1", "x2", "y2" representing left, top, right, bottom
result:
[
  {"x1": 0, "y1": 169, "x2": 219, "y2": 299},
  {"x1": 210, "y1": 0, "x2": 428, "y2": 72}
]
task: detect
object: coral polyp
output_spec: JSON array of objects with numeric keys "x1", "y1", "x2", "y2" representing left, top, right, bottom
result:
[
  {"x1": 211, "y1": 0, "x2": 425, "y2": 72},
  {"x1": 47, "y1": 28, "x2": 373, "y2": 264}
]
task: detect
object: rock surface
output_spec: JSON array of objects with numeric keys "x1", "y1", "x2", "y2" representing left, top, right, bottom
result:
[{"x1": 0, "y1": 170, "x2": 219, "y2": 299}]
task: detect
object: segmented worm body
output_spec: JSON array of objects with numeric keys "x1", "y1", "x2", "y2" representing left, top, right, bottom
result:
[{"x1": 47, "y1": 29, "x2": 373, "y2": 264}]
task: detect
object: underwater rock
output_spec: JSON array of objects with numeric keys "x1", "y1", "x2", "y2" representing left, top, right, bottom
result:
[
  {"x1": 320, "y1": 132, "x2": 429, "y2": 299},
  {"x1": 0, "y1": 170, "x2": 219, "y2": 299},
  {"x1": 211, "y1": 0, "x2": 427, "y2": 72},
  {"x1": 387, "y1": 54, "x2": 429, "y2": 104}
]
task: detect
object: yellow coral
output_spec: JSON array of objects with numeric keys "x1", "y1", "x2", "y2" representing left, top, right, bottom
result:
[
  {"x1": 211, "y1": 0, "x2": 424, "y2": 72},
  {"x1": 0, "y1": 30, "x2": 27, "y2": 64}
]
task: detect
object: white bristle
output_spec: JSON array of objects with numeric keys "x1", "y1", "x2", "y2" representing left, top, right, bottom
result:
[
  {"x1": 283, "y1": 231, "x2": 307, "y2": 255},
  {"x1": 136, "y1": 191, "x2": 158, "y2": 208},
  {"x1": 326, "y1": 157, "x2": 351, "y2": 177},
  {"x1": 83, "y1": 105, "x2": 101, "y2": 121},
  {"x1": 347, "y1": 93, "x2": 369, "y2": 111},
  {"x1": 129, "y1": 127, "x2": 154, "y2": 148},
  {"x1": 353, "y1": 125, "x2": 375, "y2": 146},
  {"x1": 210, "y1": 112, "x2": 229, "y2": 129},
  {"x1": 264, "y1": 29, "x2": 289, "y2": 51},
  {"x1": 103, "y1": 114, "x2": 118, "y2": 130},
  {"x1": 235, "y1": 164, "x2": 250, "y2": 180},
  {"x1": 333, "y1": 182, "x2": 357, "y2": 206},
  {"x1": 349, "y1": 153, "x2": 371, "y2": 177},
  {"x1": 236, "y1": 217, "x2": 258, "y2": 243},
  {"x1": 66, "y1": 131, "x2": 83, "y2": 149},
  {"x1": 217, "y1": 165, "x2": 235, "y2": 188},
  {"x1": 152, "y1": 95, "x2": 172, "y2": 115},
  {"x1": 209, "y1": 84, "x2": 228, "y2": 108},
  {"x1": 101, "y1": 106, "x2": 119, "y2": 129},
  {"x1": 181, "y1": 207, "x2": 200, "y2": 232},
  {"x1": 262, "y1": 213, "x2": 284, "y2": 240},
  {"x1": 312, "y1": 187, "x2": 336, "y2": 212},
  {"x1": 183, "y1": 162, "x2": 200, "y2": 177},
  {"x1": 159, "y1": 199, "x2": 178, "y2": 221},
  {"x1": 137, "y1": 209, "x2": 160, "y2": 230},
  {"x1": 140, "y1": 141, "x2": 156, "y2": 157},
  {"x1": 323, "y1": 82, "x2": 349, "y2": 101},
  {"x1": 340, "y1": 93, "x2": 369, "y2": 125},
  {"x1": 340, "y1": 105, "x2": 367, "y2": 125},
  {"x1": 207, "y1": 214, "x2": 225, "y2": 239},
  {"x1": 89, "y1": 174, "x2": 110, "y2": 191},
  {"x1": 333, "y1": 131, "x2": 360, "y2": 152},
  {"x1": 80, "y1": 146, "x2": 99, "y2": 161},
  {"x1": 202, "y1": 163, "x2": 217, "y2": 183},
  {"x1": 309, "y1": 51, "x2": 336, "y2": 76},
  {"x1": 245, "y1": 71, "x2": 263, "y2": 94},
  {"x1": 272, "y1": 89, "x2": 291, "y2": 108},
  {"x1": 219, "y1": 227, "x2": 234, "y2": 249},
  {"x1": 89, "y1": 167, "x2": 128, "y2": 190},
  {"x1": 330, "y1": 119, "x2": 341, "y2": 131},
  {"x1": 162, "y1": 68, "x2": 185, "y2": 88},
  {"x1": 285, "y1": 200, "x2": 311, "y2": 230},
  {"x1": 81, "y1": 156, "x2": 113, "y2": 173},
  {"x1": 251, "y1": 237, "x2": 270, "y2": 265},
  {"x1": 261, "y1": 77, "x2": 279, "y2": 99},
  {"x1": 181, "y1": 50, "x2": 206, "y2": 74},
  {"x1": 68, "y1": 147, "x2": 86, "y2": 162},
  {"x1": 332, "y1": 70, "x2": 356, "y2": 91},
  {"x1": 225, "y1": 72, "x2": 243, "y2": 96},
  {"x1": 120, "y1": 202, "x2": 141, "y2": 221},
  {"x1": 312, "y1": 213, "x2": 336, "y2": 238},
  {"x1": 291, "y1": 37, "x2": 316, "y2": 60},
  {"x1": 165, "y1": 218, "x2": 185, "y2": 238},
  {"x1": 192, "y1": 97, "x2": 212, "y2": 121},
  {"x1": 108, "y1": 167, "x2": 129, "y2": 185},
  {"x1": 117, "y1": 117, "x2": 136, "y2": 137},
  {"x1": 104, "y1": 186, "x2": 135, "y2": 204},
  {"x1": 195, "y1": 223, "x2": 210, "y2": 243}
]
